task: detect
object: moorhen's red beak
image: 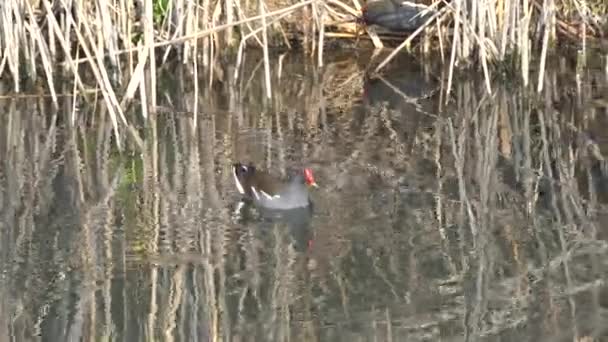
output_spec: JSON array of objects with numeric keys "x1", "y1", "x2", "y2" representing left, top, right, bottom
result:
[{"x1": 303, "y1": 168, "x2": 318, "y2": 188}]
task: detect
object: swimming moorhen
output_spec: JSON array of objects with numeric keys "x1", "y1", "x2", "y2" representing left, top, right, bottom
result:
[
  {"x1": 361, "y1": 0, "x2": 436, "y2": 31},
  {"x1": 232, "y1": 163, "x2": 318, "y2": 210}
]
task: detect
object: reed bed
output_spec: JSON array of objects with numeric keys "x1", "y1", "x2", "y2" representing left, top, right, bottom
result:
[{"x1": 1, "y1": 0, "x2": 606, "y2": 148}]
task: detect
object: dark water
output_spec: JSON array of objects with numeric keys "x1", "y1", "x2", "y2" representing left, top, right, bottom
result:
[{"x1": 1, "y1": 51, "x2": 608, "y2": 342}]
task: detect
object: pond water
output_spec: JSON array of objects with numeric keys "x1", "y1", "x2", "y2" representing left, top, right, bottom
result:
[{"x1": 1, "y1": 51, "x2": 608, "y2": 342}]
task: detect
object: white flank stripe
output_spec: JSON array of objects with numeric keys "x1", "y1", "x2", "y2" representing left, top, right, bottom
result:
[
  {"x1": 400, "y1": 1, "x2": 429, "y2": 9},
  {"x1": 233, "y1": 167, "x2": 245, "y2": 194},
  {"x1": 260, "y1": 190, "x2": 280, "y2": 200},
  {"x1": 233, "y1": 201, "x2": 245, "y2": 216},
  {"x1": 251, "y1": 187, "x2": 260, "y2": 200}
]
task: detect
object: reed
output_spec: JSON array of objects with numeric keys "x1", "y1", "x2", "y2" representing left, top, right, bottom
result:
[
  {"x1": 370, "y1": 0, "x2": 606, "y2": 97},
  {"x1": 0, "y1": 0, "x2": 319, "y2": 146},
  {"x1": 0, "y1": 0, "x2": 606, "y2": 144}
]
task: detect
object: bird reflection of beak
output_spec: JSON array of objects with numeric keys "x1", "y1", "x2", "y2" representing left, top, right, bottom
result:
[{"x1": 310, "y1": 182, "x2": 319, "y2": 188}]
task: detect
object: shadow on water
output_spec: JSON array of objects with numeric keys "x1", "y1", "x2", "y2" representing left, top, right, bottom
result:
[{"x1": 1, "y1": 51, "x2": 608, "y2": 341}]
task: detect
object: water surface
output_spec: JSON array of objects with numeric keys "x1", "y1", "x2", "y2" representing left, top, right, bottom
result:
[{"x1": 1, "y1": 52, "x2": 608, "y2": 341}]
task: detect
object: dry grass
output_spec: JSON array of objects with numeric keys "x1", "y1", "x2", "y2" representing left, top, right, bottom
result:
[
  {"x1": 0, "y1": 0, "x2": 606, "y2": 146},
  {"x1": 0, "y1": 0, "x2": 319, "y2": 147}
]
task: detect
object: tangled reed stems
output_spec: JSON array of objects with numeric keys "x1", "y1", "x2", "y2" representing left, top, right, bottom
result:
[{"x1": 0, "y1": 0, "x2": 606, "y2": 146}]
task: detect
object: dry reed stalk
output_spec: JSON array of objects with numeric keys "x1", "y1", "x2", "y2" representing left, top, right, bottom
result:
[
  {"x1": 279, "y1": 28, "x2": 293, "y2": 50},
  {"x1": 59, "y1": 3, "x2": 126, "y2": 149},
  {"x1": 260, "y1": 0, "x2": 272, "y2": 99},
  {"x1": 209, "y1": 1, "x2": 220, "y2": 88},
  {"x1": 58, "y1": 0, "x2": 315, "y2": 68},
  {"x1": 278, "y1": 52, "x2": 286, "y2": 80},
  {"x1": 324, "y1": 2, "x2": 352, "y2": 20},
  {"x1": 423, "y1": 23, "x2": 431, "y2": 55},
  {"x1": 2, "y1": 2, "x2": 21, "y2": 91},
  {"x1": 265, "y1": 2, "x2": 292, "y2": 49},
  {"x1": 139, "y1": 58, "x2": 149, "y2": 123},
  {"x1": 24, "y1": 0, "x2": 58, "y2": 106},
  {"x1": 0, "y1": 52, "x2": 7, "y2": 77},
  {"x1": 452, "y1": 1, "x2": 499, "y2": 74},
  {"x1": 47, "y1": 8, "x2": 56, "y2": 59},
  {"x1": 521, "y1": 0, "x2": 531, "y2": 86},
  {"x1": 375, "y1": 3, "x2": 447, "y2": 73},
  {"x1": 195, "y1": 0, "x2": 204, "y2": 63},
  {"x1": 120, "y1": 42, "x2": 148, "y2": 112},
  {"x1": 322, "y1": 31, "x2": 359, "y2": 38},
  {"x1": 234, "y1": 11, "x2": 294, "y2": 80},
  {"x1": 234, "y1": 0, "x2": 265, "y2": 47},
  {"x1": 327, "y1": 0, "x2": 358, "y2": 16},
  {"x1": 486, "y1": 0, "x2": 498, "y2": 39},
  {"x1": 40, "y1": 0, "x2": 87, "y2": 96},
  {"x1": 310, "y1": 2, "x2": 317, "y2": 57},
  {"x1": 435, "y1": 16, "x2": 445, "y2": 62},
  {"x1": 0, "y1": 90, "x2": 98, "y2": 99},
  {"x1": 193, "y1": 59, "x2": 199, "y2": 130},
  {"x1": 537, "y1": 12, "x2": 551, "y2": 93},
  {"x1": 499, "y1": 0, "x2": 511, "y2": 59},
  {"x1": 96, "y1": 0, "x2": 119, "y2": 69},
  {"x1": 120, "y1": 69, "x2": 159, "y2": 151},
  {"x1": 460, "y1": 0, "x2": 470, "y2": 59},
  {"x1": 160, "y1": 0, "x2": 180, "y2": 63},
  {"x1": 445, "y1": 0, "x2": 461, "y2": 104},
  {"x1": 71, "y1": 62, "x2": 79, "y2": 125},
  {"x1": 119, "y1": 0, "x2": 133, "y2": 74},
  {"x1": 225, "y1": 0, "x2": 235, "y2": 46},
  {"x1": 477, "y1": 3, "x2": 493, "y2": 95},
  {"x1": 581, "y1": 21, "x2": 587, "y2": 65},
  {"x1": 317, "y1": 0, "x2": 325, "y2": 66},
  {"x1": 144, "y1": 0, "x2": 157, "y2": 114}
]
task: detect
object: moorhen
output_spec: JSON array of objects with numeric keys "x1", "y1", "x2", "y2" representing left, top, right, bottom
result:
[
  {"x1": 361, "y1": 0, "x2": 436, "y2": 31},
  {"x1": 232, "y1": 163, "x2": 318, "y2": 210}
]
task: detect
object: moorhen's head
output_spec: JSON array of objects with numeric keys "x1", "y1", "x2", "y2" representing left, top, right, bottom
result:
[
  {"x1": 293, "y1": 168, "x2": 318, "y2": 188},
  {"x1": 359, "y1": 2, "x2": 387, "y2": 26},
  {"x1": 357, "y1": 5, "x2": 370, "y2": 25}
]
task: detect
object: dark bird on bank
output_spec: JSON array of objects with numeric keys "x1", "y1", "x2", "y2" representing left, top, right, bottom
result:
[
  {"x1": 360, "y1": 0, "x2": 437, "y2": 31},
  {"x1": 232, "y1": 163, "x2": 318, "y2": 210}
]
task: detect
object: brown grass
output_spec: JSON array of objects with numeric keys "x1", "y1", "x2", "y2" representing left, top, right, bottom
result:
[{"x1": 0, "y1": 0, "x2": 606, "y2": 145}]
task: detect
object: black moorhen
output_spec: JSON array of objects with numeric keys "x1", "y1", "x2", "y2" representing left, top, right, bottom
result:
[
  {"x1": 232, "y1": 163, "x2": 318, "y2": 210},
  {"x1": 361, "y1": 0, "x2": 436, "y2": 31}
]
